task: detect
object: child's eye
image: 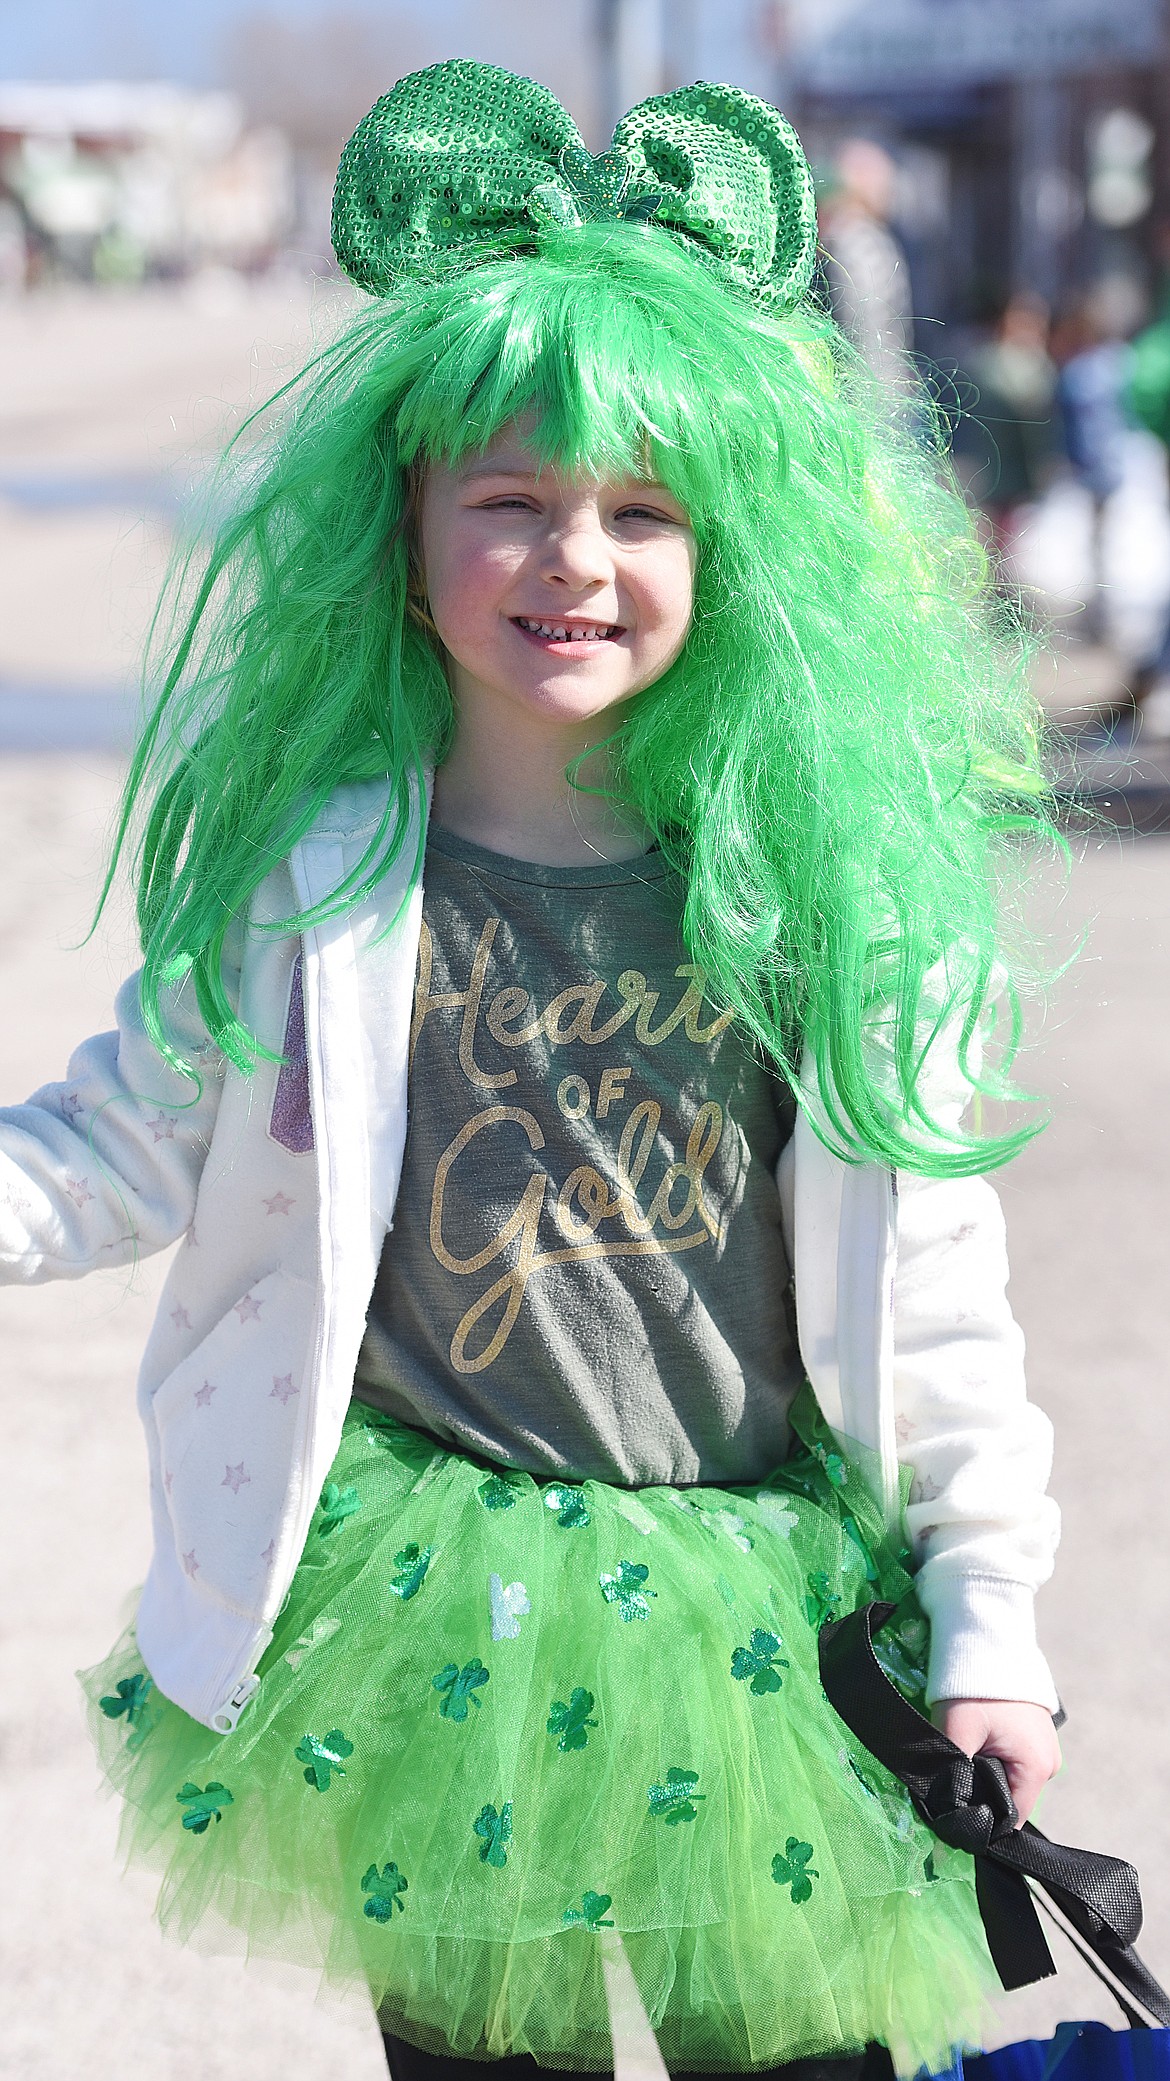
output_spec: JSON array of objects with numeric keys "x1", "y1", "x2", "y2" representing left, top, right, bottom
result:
[{"x1": 615, "y1": 503, "x2": 686, "y2": 526}]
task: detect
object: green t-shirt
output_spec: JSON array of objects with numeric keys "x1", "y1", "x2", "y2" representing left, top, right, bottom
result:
[{"x1": 352, "y1": 828, "x2": 804, "y2": 1485}]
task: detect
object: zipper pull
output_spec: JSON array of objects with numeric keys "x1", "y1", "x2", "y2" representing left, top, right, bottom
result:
[{"x1": 211, "y1": 1674, "x2": 260, "y2": 1734}]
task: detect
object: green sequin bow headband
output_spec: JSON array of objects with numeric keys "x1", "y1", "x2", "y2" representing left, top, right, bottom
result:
[{"x1": 332, "y1": 58, "x2": 817, "y2": 312}]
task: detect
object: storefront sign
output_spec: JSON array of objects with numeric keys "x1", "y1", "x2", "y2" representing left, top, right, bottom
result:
[{"x1": 786, "y1": 0, "x2": 1163, "y2": 91}]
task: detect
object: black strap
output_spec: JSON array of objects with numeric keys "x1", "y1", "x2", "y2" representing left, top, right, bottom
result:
[
  {"x1": 1030, "y1": 1888, "x2": 1152, "y2": 2031},
  {"x1": 818, "y1": 1603, "x2": 1170, "y2": 2029}
]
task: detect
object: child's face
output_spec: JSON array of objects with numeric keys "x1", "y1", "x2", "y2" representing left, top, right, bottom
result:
[{"x1": 418, "y1": 420, "x2": 696, "y2": 739}]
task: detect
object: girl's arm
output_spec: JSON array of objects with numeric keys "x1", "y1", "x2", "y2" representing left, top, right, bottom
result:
[
  {"x1": 0, "y1": 959, "x2": 232, "y2": 1283},
  {"x1": 891, "y1": 1169, "x2": 1065, "y2": 1822},
  {"x1": 891, "y1": 1165, "x2": 1061, "y2": 1715}
]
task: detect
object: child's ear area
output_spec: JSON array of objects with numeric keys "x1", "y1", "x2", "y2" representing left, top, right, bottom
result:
[{"x1": 401, "y1": 459, "x2": 441, "y2": 641}]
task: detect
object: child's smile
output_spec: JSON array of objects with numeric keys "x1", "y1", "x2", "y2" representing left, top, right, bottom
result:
[{"x1": 511, "y1": 616, "x2": 625, "y2": 648}]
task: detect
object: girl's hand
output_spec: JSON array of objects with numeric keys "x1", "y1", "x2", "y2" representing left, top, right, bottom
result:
[{"x1": 934, "y1": 1698, "x2": 1063, "y2": 1825}]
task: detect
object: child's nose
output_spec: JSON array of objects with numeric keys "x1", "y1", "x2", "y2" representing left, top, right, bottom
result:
[{"x1": 540, "y1": 512, "x2": 614, "y2": 588}]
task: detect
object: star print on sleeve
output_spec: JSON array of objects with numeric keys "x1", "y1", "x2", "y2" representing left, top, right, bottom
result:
[
  {"x1": 145, "y1": 1113, "x2": 176, "y2": 1143},
  {"x1": 232, "y1": 1292, "x2": 263, "y2": 1324},
  {"x1": 270, "y1": 1374, "x2": 298, "y2": 1404},
  {"x1": 64, "y1": 1175, "x2": 94, "y2": 1207},
  {"x1": 193, "y1": 1380, "x2": 218, "y2": 1409},
  {"x1": 170, "y1": 1305, "x2": 192, "y2": 1331},
  {"x1": 182, "y1": 1549, "x2": 200, "y2": 1578},
  {"x1": 263, "y1": 1191, "x2": 295, "y2": 1216},
  {"x1": 60, "y1": 1091, "x2": 85, "y2": 1123},
  {"x1": 912, "y1": 1473, "x2": 944, "y2": 1503},
  {"x1": 222, "y1": 1463, "x2": 251, "y2": 1495},
  {"x1": 260, "y1": 1540, "x2": 277, "y2": 1566}
]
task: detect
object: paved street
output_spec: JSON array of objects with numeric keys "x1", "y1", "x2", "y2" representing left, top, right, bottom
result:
[{"x1": 1, "y1": 285, "x2": 1168, "y2": 2077}]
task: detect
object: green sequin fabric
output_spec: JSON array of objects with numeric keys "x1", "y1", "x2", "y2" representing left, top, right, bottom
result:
[
  {"x1": 331, "y1": 59, "x2": 817, "y2": 312},
  {"x1": 80, "y1": 1386, "x2": 996, "y2": 2075}
]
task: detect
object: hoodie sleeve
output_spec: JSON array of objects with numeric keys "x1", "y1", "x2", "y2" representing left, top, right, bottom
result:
[
  {"x1": 0, "y1": 953, "x2": 234, "y2": 1282},
  {"x1": 891, "y1": 1165, "x2": 1061, "y2": 1713}
]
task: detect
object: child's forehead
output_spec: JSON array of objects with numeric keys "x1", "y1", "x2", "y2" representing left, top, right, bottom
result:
[{"x1": 440, "y1": 424, "x2": 662, "y2": 493}]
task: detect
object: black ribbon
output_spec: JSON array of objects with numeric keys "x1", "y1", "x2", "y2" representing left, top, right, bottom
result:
[{"x1": 818, "y1": 1602, "x2": 1170, "y2": 2028}]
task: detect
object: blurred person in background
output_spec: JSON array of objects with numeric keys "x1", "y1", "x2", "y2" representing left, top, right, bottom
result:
[
  {"x1": 1054, "y1": 278, "x2": 1138, "y2": 646},
  {"x1": 1123, "y1": 229, "x2": 1170, "y2": 736},
  {"x1": 819, "y1": 136, "x2": 915, "y2": 395},
  {"x1": 0, "y1": 197, "x2": 27, "y2": 293},
  {"x1": 951, "y1": 291, "x2": 1063, "y2": 561}
]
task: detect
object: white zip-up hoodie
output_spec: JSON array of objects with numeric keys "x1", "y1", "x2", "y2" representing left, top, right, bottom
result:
[{"x1": 0, "y1": 779, "x2": 1060, "y2": 1732}]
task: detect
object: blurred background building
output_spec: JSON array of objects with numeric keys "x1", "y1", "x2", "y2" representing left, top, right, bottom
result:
[
  {"x1": 0, "y1": 80, "x2": 293, "y2": 287},
  {"x1": 5, "y1": 0, "x2": 1165, "y2": 302},
  {"x1": 778, "y1": 0, "x2": 1167, "y2": 334},
  {"x1": 6, "y1": 0, "x2": 1170, "y2": 744},
  {"x1": 4, "y1": 1, "x2": 1169, "y2": 324}
]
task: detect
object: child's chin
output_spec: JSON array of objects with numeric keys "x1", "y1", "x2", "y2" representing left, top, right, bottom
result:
[{"x1": 517, "y1": 677, "x2": 637, "y2": 722}]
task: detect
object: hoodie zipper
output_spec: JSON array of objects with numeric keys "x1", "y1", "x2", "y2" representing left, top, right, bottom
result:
[
  {"x1": 210, "y1": 1674, "x2": 261, "y2": 1734},
  {"x1": 205, "y1": 852, "x2": 344, "y2": 1734}
]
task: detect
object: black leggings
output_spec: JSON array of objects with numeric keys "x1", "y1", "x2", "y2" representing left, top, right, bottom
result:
[{"x1": 381, "y1": 2032, "x2": 899, "y2": 2081}]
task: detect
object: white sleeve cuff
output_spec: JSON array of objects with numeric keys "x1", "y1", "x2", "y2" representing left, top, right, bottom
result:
[{"x1": 917, "y1": 1571, "x2": 1060, "y2": 1713}]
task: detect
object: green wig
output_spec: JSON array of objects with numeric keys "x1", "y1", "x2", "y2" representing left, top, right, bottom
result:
[{"x1": 108, "y1": 72, "x2": 1054, "y2": 1179}]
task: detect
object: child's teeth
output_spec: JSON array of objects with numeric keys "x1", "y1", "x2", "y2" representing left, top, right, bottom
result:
[{"x1": 519, "y1": 619, "x2": 615, "y2": 640}]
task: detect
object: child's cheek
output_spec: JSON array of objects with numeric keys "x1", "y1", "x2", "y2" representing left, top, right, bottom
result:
[
  {"x1": 636, "y1": 552, "x2": 696, "y2": 648},
  {"x1": 429, "y1": 546, "x2": 518, "y2": 665}
]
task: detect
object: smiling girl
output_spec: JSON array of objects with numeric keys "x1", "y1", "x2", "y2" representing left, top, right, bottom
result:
[{"x1": 4, "y1": 61, "x2": 1063, "y2": 2081}]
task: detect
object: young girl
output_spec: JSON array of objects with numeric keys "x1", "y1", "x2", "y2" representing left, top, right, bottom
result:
[{"x1": 5, "y1": 60, "x2": 1063, "y2": 2081}]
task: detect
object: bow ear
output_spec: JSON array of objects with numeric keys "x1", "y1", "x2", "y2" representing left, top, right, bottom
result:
[
  {"x1": 613, "y1": 82, "x2": 818, "y2": 311},
  {"x1": 332, "y1": 59, "x2": 586, "y2": 295},
  {"x1": 332, "y1": 59, "x2": 817, "y2": 314}
]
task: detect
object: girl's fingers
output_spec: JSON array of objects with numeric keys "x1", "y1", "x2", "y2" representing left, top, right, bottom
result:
[
  {"x1": 1002, "y1": 1753, "x2": 1046, "y2": 1824},
  {"x1": 934, "y1": 1697, "x2": 1062, "y2": 1826}
]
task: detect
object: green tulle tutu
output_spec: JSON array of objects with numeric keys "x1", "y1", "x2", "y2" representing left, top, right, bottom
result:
[{"x1": 81, "y1": 1388, "x2": 996, "y2": 2074}]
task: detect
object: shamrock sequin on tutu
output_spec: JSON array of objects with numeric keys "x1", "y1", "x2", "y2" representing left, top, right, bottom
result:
[{"x1": 81, "y1": 1388, "x2": 997, "y2": 2075}]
